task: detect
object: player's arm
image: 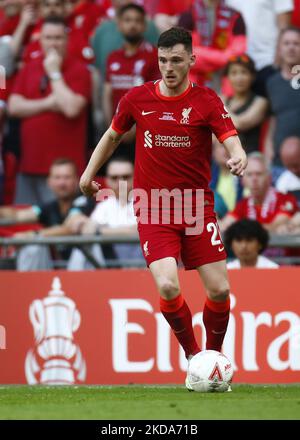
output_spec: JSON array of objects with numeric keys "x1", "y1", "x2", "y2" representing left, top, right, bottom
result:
[
  {"x1": 80, "y1": 126, "x2": 123, "y2": 197},
  {"x1": 102, "y1": 82, "x2": 113, "y2": 127},
  {"x1": 222, "y1": 136, "x2": 247, "y2": 177}
]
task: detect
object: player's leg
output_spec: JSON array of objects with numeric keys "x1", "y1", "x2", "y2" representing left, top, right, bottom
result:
[
  {"x1": 181, "y1": 215, "x2": 230, "y2": 352},
  {"x1": 149, "y1": 257, "x2": 200, "y2": 359},
  {"x1": 196, "y1": 260, "x2": 230, "y2": 352}
]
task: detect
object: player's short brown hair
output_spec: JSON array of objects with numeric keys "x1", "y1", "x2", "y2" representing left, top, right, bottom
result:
[{"x1": 158, "y1": 27, "x2": 192, "y2": 53}]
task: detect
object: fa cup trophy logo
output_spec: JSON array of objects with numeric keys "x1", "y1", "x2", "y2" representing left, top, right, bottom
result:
[{"x1": 25, "y1": 277, "x2": 86, "y2": 384}]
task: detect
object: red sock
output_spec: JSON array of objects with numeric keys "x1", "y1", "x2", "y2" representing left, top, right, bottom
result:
[
  {"x1": 160, "y1": 294, "x2": 200, "y2": 359},
  {"x1": 203, "y1": 297, "x2": 230, "y2": 352}
]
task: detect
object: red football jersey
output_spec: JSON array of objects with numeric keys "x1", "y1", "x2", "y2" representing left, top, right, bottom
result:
[
  {"x1": 230, "y1": 189, "x2": 298, "y2": 224},
  {"x1": 112, "y1": 80, "x2": 237, "y2": 212},
  {"x1": 106, "y1": 42, "x2": 160, "y2": 114}
]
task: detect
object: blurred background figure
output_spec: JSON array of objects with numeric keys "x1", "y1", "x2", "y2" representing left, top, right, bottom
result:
[
  {"x1": 154, "y1": 0, "x2": 192, "y2": 33},
  {"x1": 211, "y1": 139, "x2": 243, "y2": 212},
  {"x1": 92, "y1": 0, "x2": 159, "y2": 80},
  {"x1": 103, "y1": 3, "x2": 160, "y2": 161},
  {"x1": 276, "y1": 136, "x2": 300, "y2": 204},
  {"x1": 225, "y1": 219, "x2": 279, "y2": 268},
  {"x1": 225, "y1": 0, "x2": 293, "y2": 96},
  {"x1": 67, "y1": 156, "x2": 142, "y2": 269},
  {"x1": 179, "y1": 0, "x2": 247, "y2": 92},
  {"x1": 220, "y1": 152, "x2": 298, "y2": 233},
  {"x1": 265, "y1": 27, "x2": 300, "y2": 181},
  {"x1": 0, "y1": 158, "x2": 94, "y2": 270},
  {"x1": 8, "y1": 17, "x2": 91, "y2": 205},
  {"x1": 223, "y1": 54, "x2": 268, "y2": 154}
]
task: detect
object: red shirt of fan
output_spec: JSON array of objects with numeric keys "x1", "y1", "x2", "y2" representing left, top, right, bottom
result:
[
  {"x1": 106, "y1": 42, "x2": 160, "y2": 114},
  {"x1": 112, "y1": 80, "x2": 237, "y2": 216},
  {"x1": 12, "y1": 56, "x2": 91, "y2": 175},
  {"x1": 230, "y1": 189, "x2": 298, "y2": 224}
]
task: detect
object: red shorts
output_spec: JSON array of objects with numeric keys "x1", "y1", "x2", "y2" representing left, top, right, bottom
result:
[{"x1": 138, "y1": 215, "x2": 227, "y2": 270}]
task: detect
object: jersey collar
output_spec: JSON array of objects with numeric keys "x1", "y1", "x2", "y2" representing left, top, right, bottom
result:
[{"x1": 155, "y1": 80, "x2": 192, "y2": 101}]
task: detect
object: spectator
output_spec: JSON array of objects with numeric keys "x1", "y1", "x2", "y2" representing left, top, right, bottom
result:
[
  {"x1": 22, "y1": 0, "x2": 98, "y2": 65},
  {"x1": 103, "y1": 3, "x2": 160, "y2": 125},
  {"x1": 92, "y1": 0, "x2": 159, "y2": 79},
  {"x1": 223, "y1": 54, "x2": 268, "y2": 153},
  {"x1": 225, "y1": 219, "x2": 279, "y2": 268},
  {"x1": 225, "y1": 0, "x2": 293, "y2": 96},
  {"x1": 219, "y1": 152, "x2": 298, "y2": 233},
  {"x1": 67, "y1": 156, "x2": 142, "y2": 269},
  {"x1": 187, "y1": 0, "x2": 247, "y2": 92},
  {"x1": 0, "y1": 0, "x2": 24, "y2": 37},
  {"x1": 265, "y1": 27, "x2": 300, "y2": 176},
  {"x1": 0, "y1": 158, "x2": 95, "y2": 270},
  {"x1": 276, "y1": 136, "x2": 300, "y2": 201},
  {"x1": 8, "y1": 16, "x2": 91, "y2": 205},
  {"x1": 211, "y1": 139, "x2": 243, "y2": 211}
]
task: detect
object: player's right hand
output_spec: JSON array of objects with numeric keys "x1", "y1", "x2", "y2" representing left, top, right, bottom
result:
[{"x1": 79, "y1": 176, "x2": 100, "y2": 197}]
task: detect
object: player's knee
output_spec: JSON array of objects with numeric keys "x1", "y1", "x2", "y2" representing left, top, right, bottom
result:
[
  {"x1": 208, "y1": 283, "x2": 230, "y2": 302},
  {"x1": 158, "y1": 279, "x2": 180, "y2": 299}
]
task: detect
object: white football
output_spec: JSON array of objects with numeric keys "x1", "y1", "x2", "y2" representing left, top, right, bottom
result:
[{"x1": 186, "y1": 350, "x2": 234, "y2": 392}]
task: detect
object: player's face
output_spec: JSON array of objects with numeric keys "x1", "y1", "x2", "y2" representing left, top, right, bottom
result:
[
  {"x1": 231, "y1": 238, "x2": 261, "y2": 266},
  {"x1": 279, "y1": 31, "x2": 300, "y2": 66},
  {"x1": 227, "y1": 64, "x2": 254, "y2": 94},
  {"x1": 48, "y1": 164, "x2": 79, "y2": 199},
  {"x1": 242, "y1": 158, "x2": 271, "y2": 197},
  {"x1": 106, "y1": 162, "x2": 134, "y2": 198},
  {"x1": 40, "y1": 23, "x2": 67, "y2": 56},
  {"x1": 158, "y1": 44, "x2": 195, "y2": 90},
  {"x1": 118, "y1": 9, "x2": 145, "y2": 43}
]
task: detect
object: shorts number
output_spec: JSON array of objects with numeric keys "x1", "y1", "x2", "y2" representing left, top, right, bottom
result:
[{"x1": 207, "y1": 222, "x2": 221, "y2": 246}]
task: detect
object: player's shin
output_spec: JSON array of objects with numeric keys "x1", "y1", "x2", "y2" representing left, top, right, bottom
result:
[
  {"x1": 203, "y1": 296, "x2": 230, "y2": 352},
  {"x1": 160, "y1": 294, "x2": 200, "y2": 358}
]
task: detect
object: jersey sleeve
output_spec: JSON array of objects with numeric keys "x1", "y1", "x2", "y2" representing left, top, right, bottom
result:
[
  {"x1": 111, "y1": 93, "x2": 135, "y2": 134},
  {"x1": 205, "y1": 91, "x2": 238, "y2": 143}
]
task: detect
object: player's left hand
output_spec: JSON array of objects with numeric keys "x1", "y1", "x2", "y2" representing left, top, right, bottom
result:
[{"x1": 226, "y1": 156, "x2": 247, "y2": 177}]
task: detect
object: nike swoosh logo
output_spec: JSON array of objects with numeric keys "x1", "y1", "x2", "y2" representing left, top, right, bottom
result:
[
  {"x1": 212, "y1": 329, "x2": 226, "y2": 335},
  {"x1": 218, "y1": 246, "x2": 224, "y2": 252},
  {"x1": 142, "y1": 111, "x2": 156, "y2": 116}
]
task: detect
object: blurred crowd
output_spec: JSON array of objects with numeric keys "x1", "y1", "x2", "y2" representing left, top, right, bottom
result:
[{"x1": 0, "y1": 0, "x2": 300, "y2": 270}]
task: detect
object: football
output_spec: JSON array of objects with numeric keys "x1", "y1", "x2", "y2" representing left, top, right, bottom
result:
[{"x1": 186, "y1": 350, "x2": 234, "y2": 392}]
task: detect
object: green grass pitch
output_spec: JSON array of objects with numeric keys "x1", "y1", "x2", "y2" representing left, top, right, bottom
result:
[{"x1": 0, "y1": 385, "x2": 300, "y2": 420}]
